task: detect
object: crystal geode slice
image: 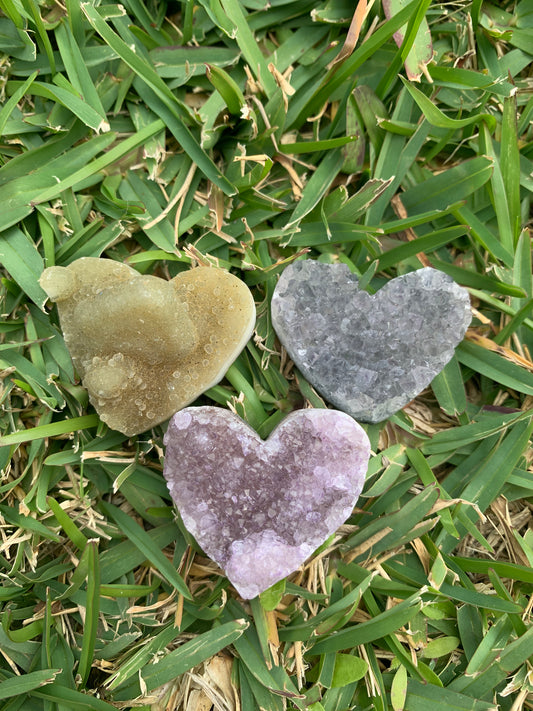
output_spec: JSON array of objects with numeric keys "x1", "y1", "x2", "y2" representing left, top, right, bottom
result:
[
  {"x1": 163, "y1": 407, "x2": 370, "y2": 599},
  {"x1": 271, "y1": 262, "x2": 471, "y2": 423},
  {"x1": 40, "y1": 258, "x2": 255, "y2": 436}
]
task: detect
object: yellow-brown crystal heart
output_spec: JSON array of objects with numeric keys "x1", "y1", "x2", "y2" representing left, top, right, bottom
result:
[{"x1": 40, "y1": 258, "x2": 255, "y2": 436}]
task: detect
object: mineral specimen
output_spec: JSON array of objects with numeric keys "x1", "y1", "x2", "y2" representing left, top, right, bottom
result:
[
  {"x1": 163, "y1": 406, "x2": 370, "y2": 599},
  {"x1": 40, "y1": 258, "x2": 255, "y2": 436},
  {"x1": 271, "y1": 262, "x2": 471, "y2": 423}
]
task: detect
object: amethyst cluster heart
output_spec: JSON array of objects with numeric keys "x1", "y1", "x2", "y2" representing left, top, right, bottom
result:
[{"x1": 163, "y1": 407, "x2": 370, "y2": 599}]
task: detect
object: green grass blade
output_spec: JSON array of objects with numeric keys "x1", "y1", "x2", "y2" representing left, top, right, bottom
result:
[
  {"x1": 374, "y1": 227, "x2": 468, "y2": 271},
  {"x1": 431, "y1": 356, "x2": 467, "y2": 415},
  {"x1": 500, "y1": 92, "x2": 521, "y2": 243},
  {"x1": 99, "y1": 501, "x2": 192, "y2": 600},
  {"x1": 452, "y1": 205, "x2": 514, "y2": 267},
  {"x1": 140, "y1": 619, "x2": 248, "y2": 692},
  {"x1": 429, "y1": 259, "x2": 525, "y2": 297},
  {"x1": 279, "y1": 135, "x2": 363, "y2": 155},
  {"x1": 379, "y1": 0, "x2": 433, "y2": 93},
  {"x1": 54, "y1": 21, "x2": 108, "y2": 129},
  {"x1": 405, "y1": 679, "x2": 496, "y2": 711},
  {"x1": 31, "y1": 682, "x2": 119, "y2": 710},
  {"x1": 401, "y1": 156, "x2": 494, "y2": 214},
  {"x1": 330, "y1": 179, "x2": 393, "y2": 222},
  {"x1": 480, "y1": 124, "x2": 515, "y2": 255},
  {"x1": 21, "y1": 0, "x2": 56, "y2": 73},
  {"x1": 284, "y1": 150, "x2": 344, "y2": 229},
  {"x1": 0, "y1": 415, "x2": 99, "y2": 447},
  {"x1": 47, "y1": 497, "x2": 88, "y2": 550},
  {"x1": 218, "y1": 0, "x2": 277, "y2": 98},
  {"x1": 457, "y1": 341, "x2": 533, "y2": 396},
  {"x1": 400, "y1": 78, "x2": 497, "y2": 131},
  {"x1": 0, "y1": 70, "x2": 37, "y2": 137},
  {"x1": 0, "y1": 669, "x2": 61, "y2": 699},
  {"x1": 308, "y1": 593, "x2": 423, "y2": 654},
  {"x1": 495, "y1": 297, "x2": 533, "y2": 345},
  {"x1": 0, "y1": 226, "x2": 48, "y2": 309},
  {"x1": 422, "y1": 410, "x2": 529, "y2": 454},
  {"x1": 459, "y1": 418, "x2": 533, "y2": 513},
  {"x1": 77, "y1": 540, "x2": 100, "y2": 687},
  {"x1": 451, "y1": 555, "x2": 533, "y2": 584}
]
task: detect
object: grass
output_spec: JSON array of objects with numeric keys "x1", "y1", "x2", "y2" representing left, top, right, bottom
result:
[{"x1": 0, "y1": 0, "x2": 532, "y2": 709}]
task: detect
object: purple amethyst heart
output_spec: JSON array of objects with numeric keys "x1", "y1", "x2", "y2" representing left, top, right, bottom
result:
[{"x1": 163, "y1": 407, "x2": 370, "y2": 599}]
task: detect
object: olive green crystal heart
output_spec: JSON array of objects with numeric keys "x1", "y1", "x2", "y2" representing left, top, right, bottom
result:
[{"x1": 40, "y1": 258, "x2": 255, "y2": 435}]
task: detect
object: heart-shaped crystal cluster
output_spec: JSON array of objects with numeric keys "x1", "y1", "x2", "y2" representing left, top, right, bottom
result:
[
  {"x1": 271, "y1": 262, "x2": 471, "y2": 422},
  {"x1": 163, "y1": 407, "x2": 370, "y2": 598},
  {"x1": 40, "y1": 258, "x2": 255, "y2": 436}
]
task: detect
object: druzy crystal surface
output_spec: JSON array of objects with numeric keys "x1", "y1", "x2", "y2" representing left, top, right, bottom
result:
[
  {"x1": 271, "y1": 262, "x2": 471, "y2": 423},
  {"x1": 40, "y1": 258, "x2": 255, "y2": 436},
  {"x1": 163, "y1": 406, "x2": 370, "y2": 599}
]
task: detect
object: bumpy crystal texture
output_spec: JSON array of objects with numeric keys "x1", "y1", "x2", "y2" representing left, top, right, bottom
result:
[
  {"x1": 163, "y1": 406, "x2": 370, "y2": 599},
  {"x1": 40, "y1": 258, "x2": 255, "y2": 436},
  {"x1": 271, "y1": 262, "x2": 471, "y2": 423}
]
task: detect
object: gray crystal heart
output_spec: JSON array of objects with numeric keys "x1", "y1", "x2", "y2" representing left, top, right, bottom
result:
[
  {"x1": 271, "y1": 262, "x2": 471, "y2": 423},
  {"x1": 163, "y1": 406, "x2": 370, "y2": 599}
]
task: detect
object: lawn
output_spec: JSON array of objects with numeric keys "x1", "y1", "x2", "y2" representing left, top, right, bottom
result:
[{"x1": 1, "y1": 0, "x2": 533, "y2": 709}]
